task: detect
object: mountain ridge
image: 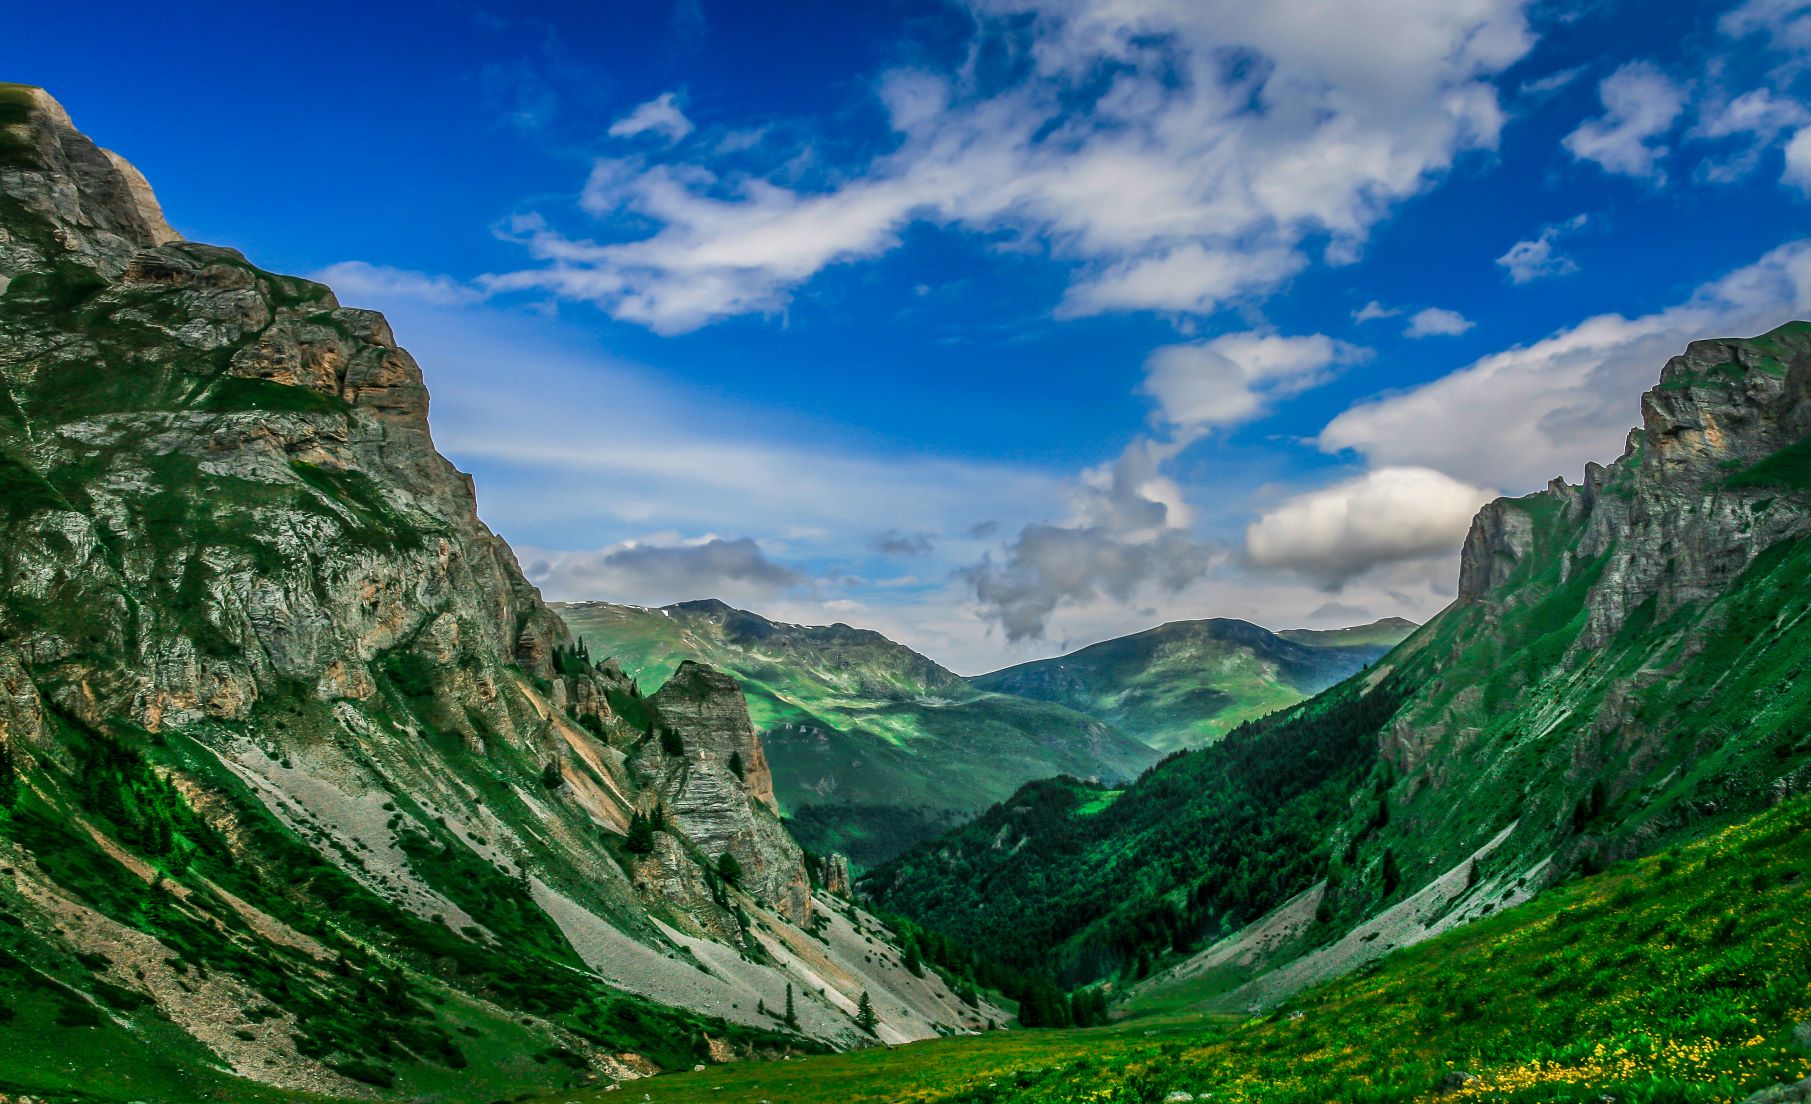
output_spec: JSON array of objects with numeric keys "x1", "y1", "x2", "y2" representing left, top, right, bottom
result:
[
  {"x1": 973, "y1": 614, "x2": 1414, "y2": 751},
  {"x1": 554, "y1": 598, "x2": 1159, "y2": 866}
]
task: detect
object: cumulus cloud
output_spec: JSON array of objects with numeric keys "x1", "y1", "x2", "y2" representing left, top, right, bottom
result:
[
  {"x1": 523, "y1": 536, "x2": 805, "y2": 604},
  {"x1": 1404, "y1": 307, "x2": 1475, "y2": 338},
  {"x1": 607, "y1": 91, "x2": 694, "y2": 143},
  {"x1": 871, "y1": 529, "x2": 936, "y2": 557},
  {"x1": 1495, "y1": 215, "x2": 1587, "y2": 283},
  {"x1": 488, "y1": 0, "x2": 1535, "y2": 332},
  {"x1": 1563, "y1": 62, "x2": 1687, "y2": 181},
  {"x1": 1245, "y1": 467, "x2": 1495, "y2": 588},
  {"x1": 1143, "y1": 331, "x2": 1366, "y2": 431},
  {"x1": 310, "y1": 261, "x2": 483, "y2": 307},
  {"x1": 964, "y1": 438, "x2": 1220, "y2": 641},
  {"x1": 967, "y1": 525, "x2": 1219, "y2": 642},
  {"x1": 1692, "y1": 88, "x2": 1811, "y2": 183},
  {"x1": 1320, "y1": 239, "x2": 1811, "y2": 490}
]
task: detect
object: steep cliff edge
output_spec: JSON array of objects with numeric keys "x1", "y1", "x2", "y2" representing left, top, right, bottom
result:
[
  {"x1": 873, "y1": 322, "x2": 1811, "y2": 1014},
  {"x1": 0, "y1": 85, "x2": 996, "y2": 1103}
]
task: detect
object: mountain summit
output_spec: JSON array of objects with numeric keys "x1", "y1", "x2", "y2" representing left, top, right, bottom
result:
[{"x1": 0, "y1": 85, "x2": 993, "y2": 1101}]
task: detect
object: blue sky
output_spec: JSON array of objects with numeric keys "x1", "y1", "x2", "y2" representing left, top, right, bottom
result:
[{"x1": 8, "y1": 0, "x2": 1810, "y2": 671}]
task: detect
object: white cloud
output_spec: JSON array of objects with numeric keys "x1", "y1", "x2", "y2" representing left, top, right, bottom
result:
[
  {"x1": 489, "y1": 0, "x2": 1535, "y2": 332},
  {"x1": 1563, "y1": 62, "x2": 1687, "y2": 180},
  {"x1": 1495, "y1": 214, "x2": 1587, "y2": 283},
  {"x1": 1786, "y1": 129, "x2": 1811, "y2": 192},
  {"x1": 1719, "y1": 0, "x2": 1811, "y2": 52},
  {"x1": 1143, "y1": 331, "x2": 1366, "y2": 431},
  {"x1": 1693, "y1": 88, "x2": 1811, "y2": 182},
  {"x1": 607, "y1": 91, "x2": 694, "y2": 144},
  {"x1": 1245, "y1": 467, "x2": 1495, "y2": 588},
  {"x1": 1404, "y1": 307, "x2": 1475, "y2": 338},
  {"x1": 524, "y1": 536, "x2": 804, "y2": 605},
  {"x1": 1353, "y1": 300, "x2": 1402, "y2": 323},
  {"x1": 1320, "y1": 239, "x2": 1811, "y2": 490},
  {"x1": 310, "y1": 261, "x2": 483, "y2": 307}
]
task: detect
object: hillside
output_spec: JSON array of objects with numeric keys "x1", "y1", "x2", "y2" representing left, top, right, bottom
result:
[
  {"x1": 555, "y1": 600, "x2": 1160, "y2": 866},
  {"x1": 0, "y1": 85, "x2": 995, "y2": 1102},
  {"x1": 867, "y1": 322, "x2": 1811, "y2": 1006},
  {"x1": 555, "y1": 788, "x2": 1811, "y2": 1104},
  {"x1": 974, "y1": 616, "x2": 1414, "y2": 751}
]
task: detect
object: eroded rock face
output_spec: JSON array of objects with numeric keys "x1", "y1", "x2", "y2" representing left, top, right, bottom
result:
[
  {"x1": 634, "y1": 662, "x2": 812, "y2": 922},
  {"x1": 0, "y1": 87, "x2": 978, "y2": 1089}
]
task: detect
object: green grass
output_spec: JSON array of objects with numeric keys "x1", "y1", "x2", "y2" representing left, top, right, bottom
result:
[
  {"x1": 1726, "y1": 432, "x2": 1811, "y2": 491},
  {"x1": 551, "y1": 792, "x2": 1811, "y2": 1104}
]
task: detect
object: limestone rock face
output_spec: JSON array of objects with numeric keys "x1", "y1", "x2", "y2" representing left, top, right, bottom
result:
[
  {"x1": 635, "y1": 661, "x2": 811, "y2": 922},
  {"x1": 0, "y1": 87, "x2": 982, "y2": 1092},
  {"x1": 825, "y1": 852, "x2": 853, "y2": 897}
]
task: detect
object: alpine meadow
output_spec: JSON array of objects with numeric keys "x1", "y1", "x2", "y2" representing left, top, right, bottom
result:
[{"x1": 4, "y1": 2, "x2": 1811, "y2": 1103}]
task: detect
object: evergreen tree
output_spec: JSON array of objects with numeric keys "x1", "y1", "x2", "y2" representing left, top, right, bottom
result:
[
  {"x1": 0, "y1": 738, "x2": 15, "y2": 809},
  {"x1": 728, "y1": 750, "x2": 745, "y2": 780},
  {"x1": 659, "y1": 727, "x2": 685, "y2": 756},
  {"x1": 540, "y1": 759, "x2": 563, "y2": 789},
  {"x1": 717, "y1": 851, "x2": 743, "y2": 885},
  {"x1": 1380, "y1": 848, "x2": 1401, "y2": 897},
  {"x1": 856, "y1": 990, "x2": 876, "y2": 1034},
  {"x1": 624, "y1": 812, "x2": 655, "y2": 855},
  {"x1": 784, "y1": 982, "x2": 797, "y2": 1028},
  {"x1": 902, "y1": 935, "x2": 924, "y2": 977}
]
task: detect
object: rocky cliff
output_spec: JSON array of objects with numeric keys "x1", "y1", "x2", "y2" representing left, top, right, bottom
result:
[
  {"x1": 1166, "y1": 321, "x2": 1811, "y2": 1011},
  {"x1": 0, "y1": 85, "x2": 997, "y2": 1103}
]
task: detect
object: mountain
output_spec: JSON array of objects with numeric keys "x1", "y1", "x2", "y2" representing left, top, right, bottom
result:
[
  {"x1": 865, "y1": 321, "x2": 1811, "y2": 1008},
  {"x1": 554, "y1": 599, "x2": 1161, "y2": 867},
  {"x1": 973, "y1": 616, "x2": 1415, "y2": 751},
  {"x1": 0, "y1": 86, "x2": 997, "y2": 1103}
]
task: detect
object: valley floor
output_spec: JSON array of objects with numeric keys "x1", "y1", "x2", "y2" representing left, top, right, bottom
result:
[{"x1": 545, "y1": 793, "x2": 1811, "y2": 1104}]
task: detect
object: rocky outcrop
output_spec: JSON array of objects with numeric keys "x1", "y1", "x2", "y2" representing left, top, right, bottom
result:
[
  {"x1": 633, "y1": 661, "x2": 812, "y2": 922},
  {"x1": 825, "y1": 852, "x2": 853, "y2": 897}
]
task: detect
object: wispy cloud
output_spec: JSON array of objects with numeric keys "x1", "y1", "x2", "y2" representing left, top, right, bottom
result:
[
  {"x1": 607, "y1": 91, "x2": 694, "y2": 144},
  {"x1": 484, "y1": 0, "x2": 1536, "y2": 333},
  {"x1": 1496, "y1": 214, "x2": 1588, "y2": 283}
]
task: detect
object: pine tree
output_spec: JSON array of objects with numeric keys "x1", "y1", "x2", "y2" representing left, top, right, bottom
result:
[
  {"x1": 717, "y1": 851, "x2": 743, "y2": 885},
  {"x1": 902, "y1": 935, "x2": 924, "y2": 977},
  {"x1": 624, "y1": 812, "x2": 655, "y2": 855},
  {"x1": 728, "y1": 750, "x2": 745, "y2": 780},
  {"x1": 856, "y1": 990, "x2": 876, "y2": 1034},
  {"x1": 540, "y1": 759, "x2": 563, "y2": 789},
  {"x1": 1380, "y1": 847, "x2": 1401, "y2": 896},
  {"x1": 784, "y1": 982, "x2": 797, "y2": 1028}
]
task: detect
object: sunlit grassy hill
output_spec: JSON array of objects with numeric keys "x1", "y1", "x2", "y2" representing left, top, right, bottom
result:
[{"x1": 546, "y1": 790, "x2": 1811, "y2": 1104}]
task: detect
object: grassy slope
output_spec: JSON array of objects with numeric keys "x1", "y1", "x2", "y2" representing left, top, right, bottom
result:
[
  {"x1": 548, "y1": 791, "x2": 1811, "y2": 1104},
  {"x1": 555, "y1": 602, "x2": 1159, "y2": 867},
  {"x1": 973, "y1": 618, "x2": 1412, "y2": 752}
]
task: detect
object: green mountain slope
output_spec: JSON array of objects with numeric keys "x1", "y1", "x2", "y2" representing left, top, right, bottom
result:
[
  {"x1": 556, "y1": 600, "x2": 1161, "y2": 867},
  {"x1": 0, "y1": 85, "x2": 995, "y2": 1102},
  {"x1": 580, "y1": 789, "x2": 1811, "y2": 1104},
  {"x1": 974, "y1": 617, "x2": 1415, "y2": 751},
  {"x1": 867, "y1": 321, "x2": 1811, "y2": 1007}
]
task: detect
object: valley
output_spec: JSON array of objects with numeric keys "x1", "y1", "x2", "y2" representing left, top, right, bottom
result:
[{"x1": 4, "y1": 45, "x2": 1811, "y2": 1104}]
